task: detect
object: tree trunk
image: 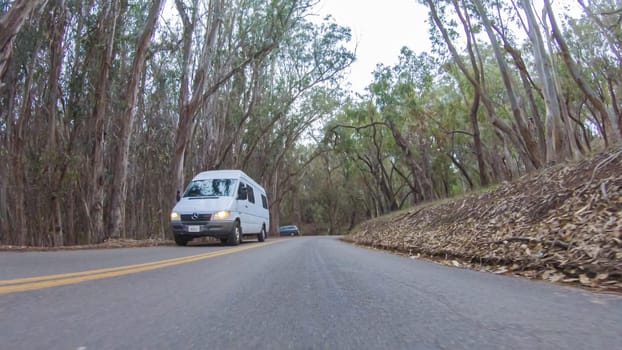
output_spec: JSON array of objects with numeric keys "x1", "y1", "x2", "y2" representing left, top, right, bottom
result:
[
  {"x1": 544, "y1": 0, "x2": 622, "y2": 145},
  {"x1": 90, "y1": 0, "x2": 120, "y2": 243},
  {"x1": 386, "y1": 120, "x2": 434, "y2": 201},
  {"x1": 11, "y1": 50, "x2": 37, "y2": 245},
  {"x1": 0, "y1": 163, "x2": 7, "y2": 242},
  {"x1": 269, "y1": 169, "x2": 280, "y2": 236},
  {"x1": 170, "y1": 0, "x2": 279, "y2": 198},
  {"x1": 108, "y1": 0, "x2": 164, "y2": 239},
  {"x1": 45, "y1": 0, "x2": 67, "y2": 246},
  {"x1": 472, "y1": 0, "x2": 542, "y2": 170},
  {"x1": 607, "y1": 78, "x2": 622, "y2": 137},
  {"x1": 448, "y1": 152, "x2": 474, "y2": 190},
  {"x1": 523, "y1": 0, "x2": 583, "y2": 163},
  {"x1": 469, "y1": 90, "x2": 488, "y2": 186},
  {"x1": 0, "y1": 0, "x2": 47, "y2": 87},
  {"x1": 170, "y1": 0, "x2": 221, "y2": 198},
  {"x1": 425, "y1": 0, "x2": 533, "y2": 172},
  {"x1": 452, "y1": 0, "x2": 490, "y2": 186}
]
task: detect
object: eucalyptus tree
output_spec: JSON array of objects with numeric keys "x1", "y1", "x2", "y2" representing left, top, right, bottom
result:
[
  {"x1": 2, "y1": 1, "x2": 153, "y2": 244},
  {"x1": 116, "y1": 0, "x2": 353, "y2": 238},
  {"x1": 560, "y1": 1, "x2": 622, "y2": 144},
  {"x1": 577, "y1": 0, "x2": 622, "y2": 63},
  {"x1": 545, "y1": 0, "x2": 622, "y2": 145},
  {"x1": 0, "y1": 0, "x2": 356, "y2": 245},
  {"x1": 366, "y1": 57, "x2": 428, "y2": 201},
  {"x1": 0, "y1": 0, "x2": 48, "y2": 245},
  {"x1": 0, "y1": 0, "x2": 47, "y2": 86},
  {"x1": 122, "y1": 43, "x2": 181, "y2": 239},
  {"x1": 108, "y1": 0, "x2": 165, "y2": 240},
  {"x1": 1, "y1": 0, "x2": 79, "y2": 245},
  {"x1": 469, "y1": 0, "x2": 548, "y2": 170},
  {"x1": 237, "y1": 19, "x2": 355, "y2": 173},
  {"x1": 88, "y1": 0, "x2": 123, "y2": 243},
  {"x1": 40, "y1": 0, "x2": 68, "y2": 246},
  {"x1": 302, "y1": 145, "x2": 372, "y2": 235},
  {"x1": 186, "y1": 16, "x2": 353, "y2": 176},
  {"x1": 173, "y1": 11, "x2": 354, "y2": 233},
  {"x1": 326, "y1": 100, "x2": 413, "y2": 215},
  {"x1": 570, "y1": 0, "x2": 622, "y2": 142},
  {"x1": 169, "y1": 0, "x2": 310, "y2": 199},
  {"x1": 520, "y1": 0, "x2": 580, "y2": 163},
  {"x1": 243, "y1": 17, "x2": 354, "y2": 232},
  {"x1": 420, "y1": 0, "x2": 536, "y2": 174},
  {"x1": 448, "y1": 0, "x2": 490, "y2": 186},
  {"x1": 431, "y1": 69, "x2": 483, "y2": 189}
]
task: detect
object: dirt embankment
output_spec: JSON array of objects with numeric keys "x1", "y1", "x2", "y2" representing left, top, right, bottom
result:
[{"x1": 344, "y1": 149, "x2": 622, "y2": 293}]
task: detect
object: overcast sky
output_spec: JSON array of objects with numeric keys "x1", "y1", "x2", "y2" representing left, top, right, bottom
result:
[{"x1": 313, "y1": 0, "x2": 432, "y2": 94}]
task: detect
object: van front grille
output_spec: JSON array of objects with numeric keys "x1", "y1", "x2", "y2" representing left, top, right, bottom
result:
[{"x1": 181, "y1": 213, "x2": 211, "y2": 222}]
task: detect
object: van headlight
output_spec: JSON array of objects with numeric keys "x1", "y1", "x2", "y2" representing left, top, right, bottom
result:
[
  {"x1": 170, "y1": 212, "x2": 180, "y2": 221},
  {"x1": 213, "y1": 210, "x2": 230, "y2": 220}
]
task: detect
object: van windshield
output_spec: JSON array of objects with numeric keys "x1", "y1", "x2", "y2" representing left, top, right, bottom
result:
[{"x1": 183, "y1": 179, "x2": 238, "y2": 198}]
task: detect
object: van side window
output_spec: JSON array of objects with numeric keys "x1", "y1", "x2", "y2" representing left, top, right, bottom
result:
[
  {"x1": 247, "y1": 186, "x2": 255, "y2": 204},
  {"x1": 238, "y1": 183, "x2": 247, "y2": 199},
  {"x1": 261, "y1": 195, "x2": 268, "y2": 209}
]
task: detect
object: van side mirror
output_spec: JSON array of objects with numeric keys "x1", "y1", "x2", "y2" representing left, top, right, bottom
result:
[{"x1": 237, "y1": 186, "x2": 248, "y2": 200}]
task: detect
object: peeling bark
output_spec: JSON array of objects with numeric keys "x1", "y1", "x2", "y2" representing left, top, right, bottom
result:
[
  {"x1": 0, "y1": 0, "x2": 47, "y2": 86},
  {"x1": 108, "y1": 0, "x2": 164, "y2": 239}
]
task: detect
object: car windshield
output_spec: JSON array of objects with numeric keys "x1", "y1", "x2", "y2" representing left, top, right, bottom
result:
[
  {"x1": 280, "y1": 226, "x2": 296, "y2": 230},
  {"x1": 183, "y1": 179, "x2": 238, "y2": 198}
]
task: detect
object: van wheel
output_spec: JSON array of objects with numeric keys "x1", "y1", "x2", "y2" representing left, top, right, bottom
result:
[
  {"x1": 227, "y1": 222, "x2": 241, "y2": 246},
  {"x1": 258, "y1": 226, "x2": 266, "y2": 242},
  {"x1": 174, "y1": 234, "x2": 189, "y2": 246}
]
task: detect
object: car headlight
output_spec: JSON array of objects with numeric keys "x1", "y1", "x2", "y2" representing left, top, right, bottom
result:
[
  {"x1": 170, "y1": 212, "x2": 180, "y2": 221},
  {"x1": 213, "y1": 210, "x2": 230, "y2": 220}
]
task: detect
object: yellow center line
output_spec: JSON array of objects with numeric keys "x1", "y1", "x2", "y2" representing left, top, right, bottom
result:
[{"x1": 0, "y1": 241, "x2": 280, "y2": 295}]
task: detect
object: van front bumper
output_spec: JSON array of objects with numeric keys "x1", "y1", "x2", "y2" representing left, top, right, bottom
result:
[{"x1": 171, "y1": 221, "x2": 235, "y2": 238}]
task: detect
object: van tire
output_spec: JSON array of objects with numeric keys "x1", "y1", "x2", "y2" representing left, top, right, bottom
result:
[
  {"x1": 174, "y1": 234, "x2": 189, "y2": 246},
  {"x1": 258, "y1": 226, "x2": 266, "y2": 242},
  {"x1": 227, "y1": 222, "x2": 241, "y2": 246}
]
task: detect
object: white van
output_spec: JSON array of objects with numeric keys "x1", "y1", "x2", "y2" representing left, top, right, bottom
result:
[{"x1": 170, "y1": 170, "x2": 270, "y2": 246}]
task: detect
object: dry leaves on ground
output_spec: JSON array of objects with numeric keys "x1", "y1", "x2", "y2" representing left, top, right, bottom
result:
[{"x1": 345, "y1": 148, "x2": 622, "y2": 293}]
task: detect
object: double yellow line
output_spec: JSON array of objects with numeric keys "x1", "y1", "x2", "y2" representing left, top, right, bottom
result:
[{"x1": 0, "y1": 241, "x2": 278, "y2": 295}]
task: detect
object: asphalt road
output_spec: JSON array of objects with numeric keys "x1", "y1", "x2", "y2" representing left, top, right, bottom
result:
[{"x1": 1, "y1": 236, "x2": 621, "y2": 350}]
